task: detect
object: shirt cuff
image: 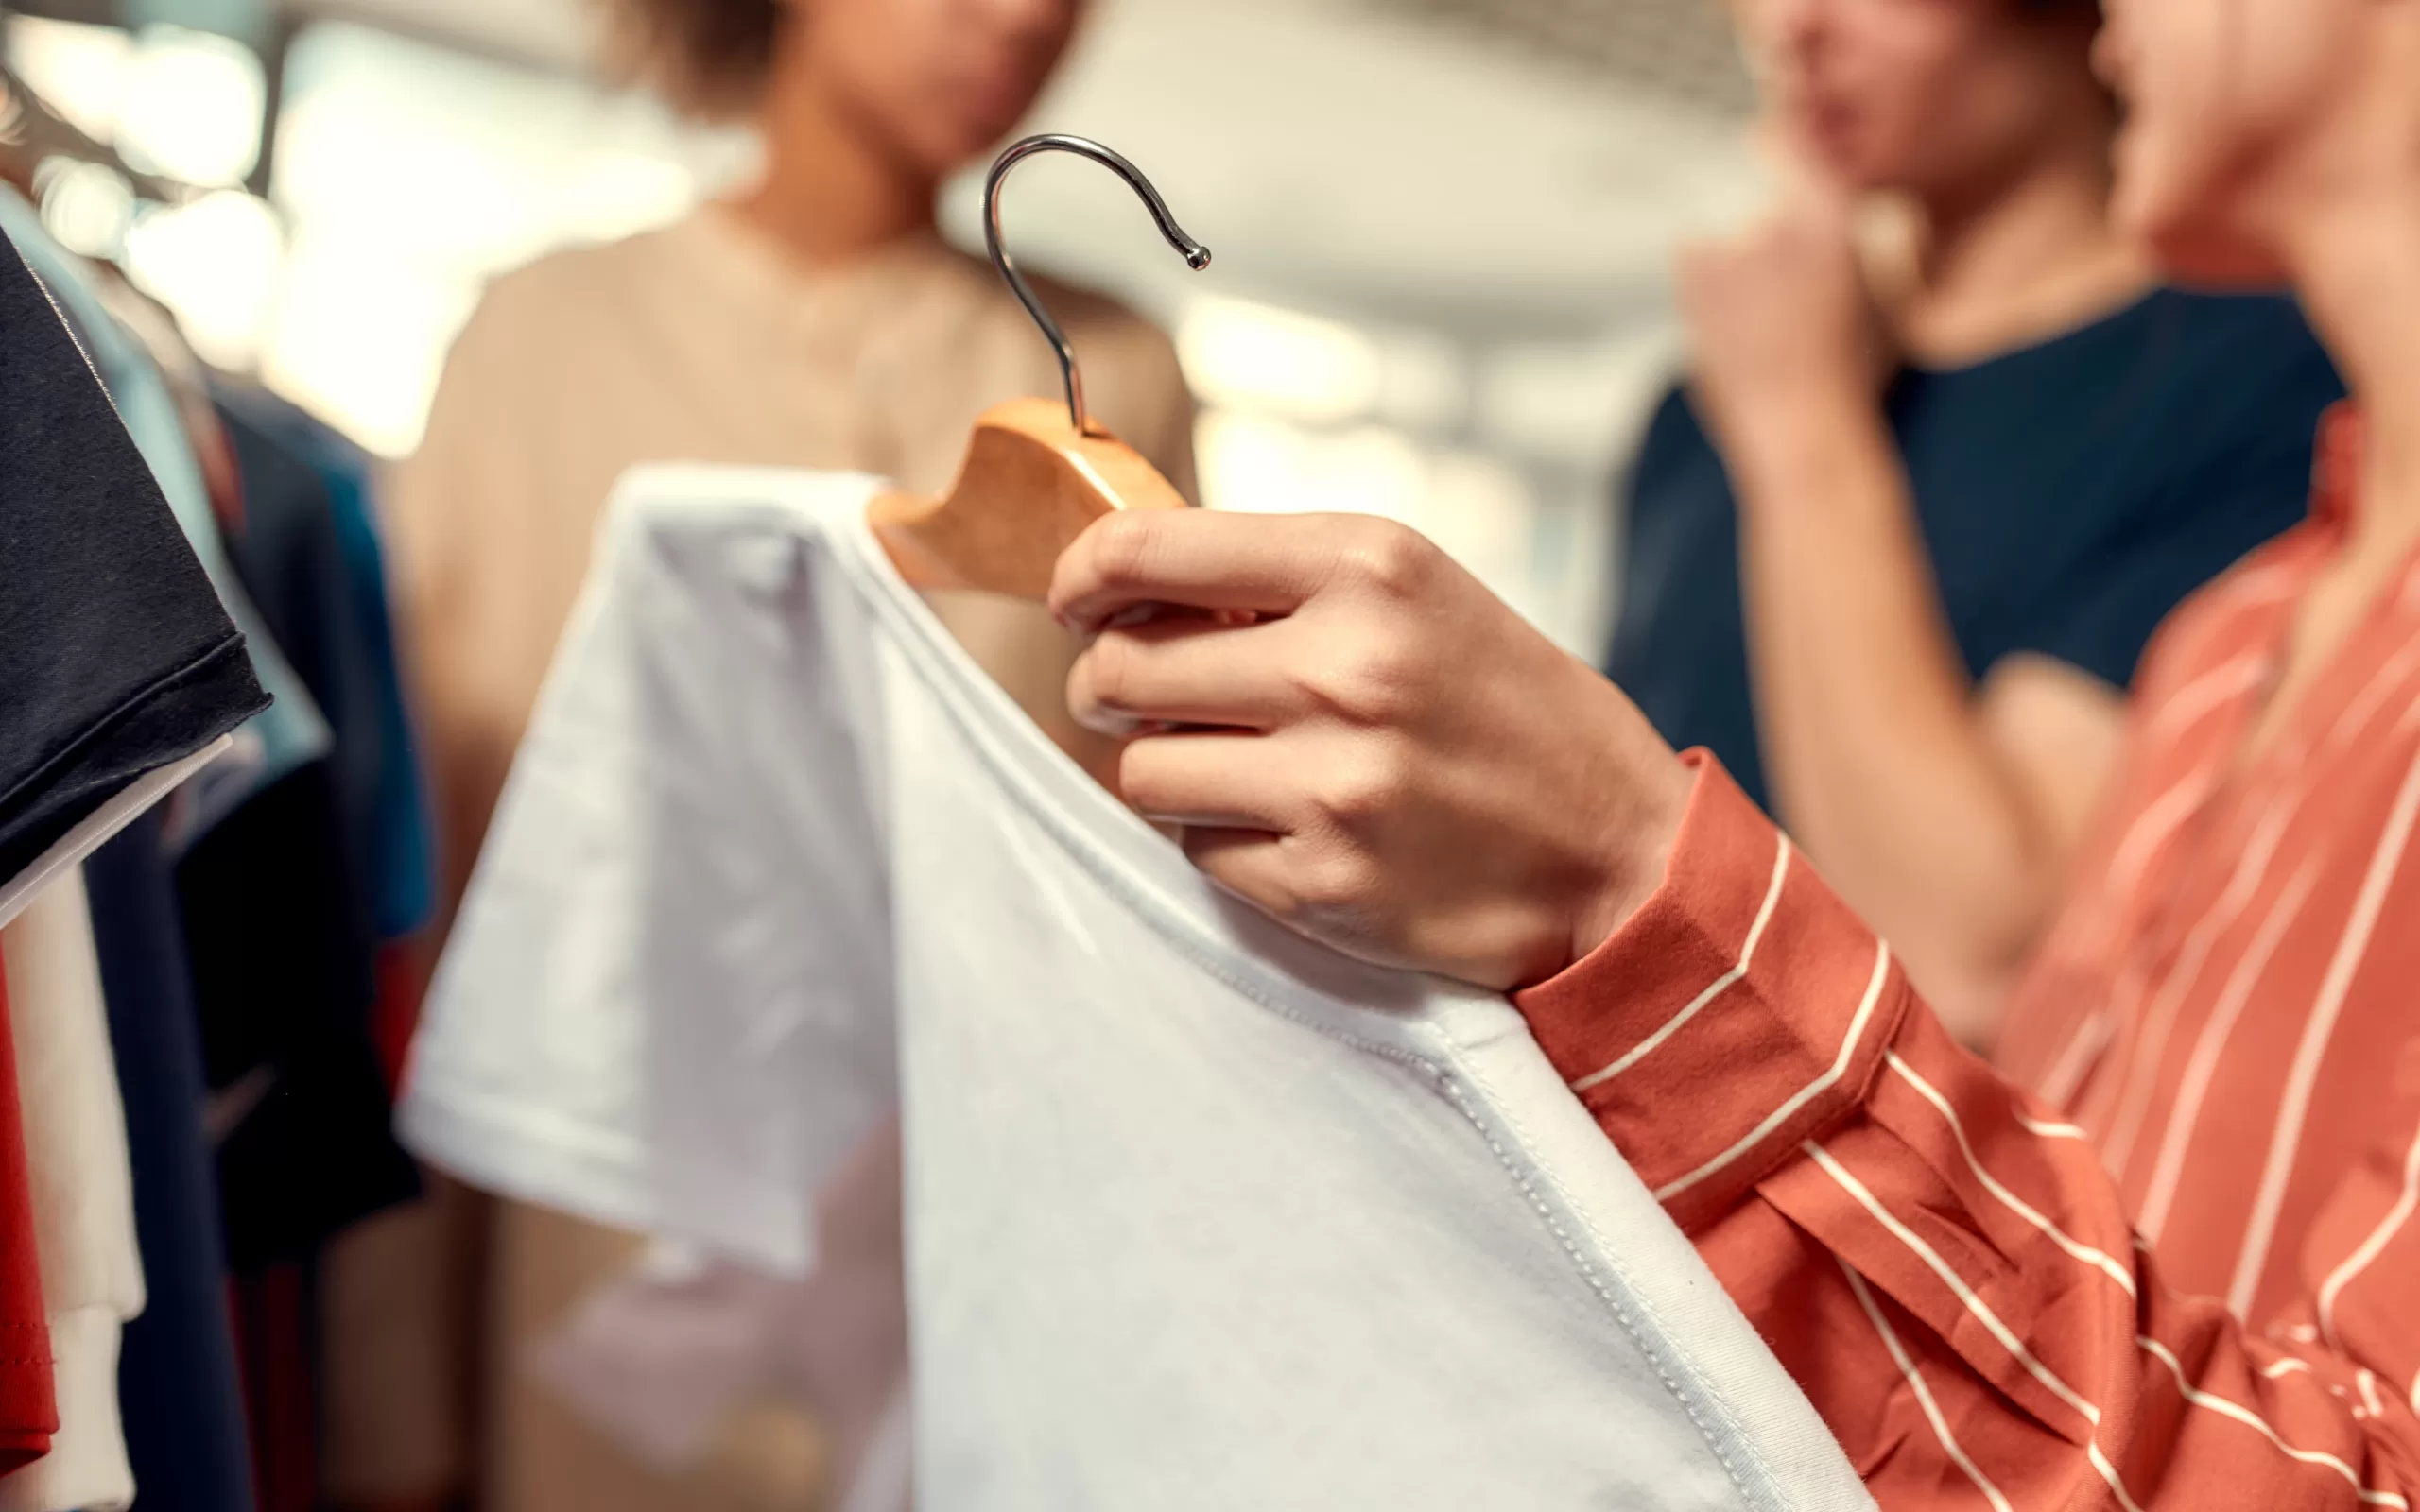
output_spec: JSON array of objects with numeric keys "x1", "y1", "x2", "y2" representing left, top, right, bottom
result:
[{"x1": 1512, "y1": 752, "x2": 1910, "y2": 1228}]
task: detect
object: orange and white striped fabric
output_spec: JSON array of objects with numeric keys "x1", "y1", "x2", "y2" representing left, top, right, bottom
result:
[{"x1": 1518, "y1": 410, "x2": 2420, "y2": 1509}]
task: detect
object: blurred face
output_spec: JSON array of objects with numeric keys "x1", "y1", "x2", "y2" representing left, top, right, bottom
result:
[
  {"x1": 1737, "y1": 0, "x2": 2104, "y2": 198},
  {"x1": 2094, "y1": 0, "x2": 2369, "y2": 284},
  {"x1": 787, "y1": 0, "x2": 1087, "y2": 177}
]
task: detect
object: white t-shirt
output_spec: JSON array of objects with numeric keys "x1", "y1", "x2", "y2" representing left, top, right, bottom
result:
[{"x1": 401, "y1": 466, "x2": 1871, "y2": 1512}]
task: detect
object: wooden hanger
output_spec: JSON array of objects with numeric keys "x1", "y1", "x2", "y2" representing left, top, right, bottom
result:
[{"x1": 870, "y1": 134, "x2": 1211, "y2": 601}]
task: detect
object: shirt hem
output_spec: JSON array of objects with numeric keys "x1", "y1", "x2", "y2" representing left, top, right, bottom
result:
[
  {"x1": 0, "y1": 633, "x2": 260, "y2": 820},
  {"x1": 398, "y1": 1083, "x2": 810, "y2": 1277}
]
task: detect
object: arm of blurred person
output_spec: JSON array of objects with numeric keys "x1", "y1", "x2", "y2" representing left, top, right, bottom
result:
[
  {"x1": 1049, "y1": 507, "x2": 2420, "y2": 1512},
  {"x1": 1677, "y1": 174, "x2": 2125, "y2": 1051}
]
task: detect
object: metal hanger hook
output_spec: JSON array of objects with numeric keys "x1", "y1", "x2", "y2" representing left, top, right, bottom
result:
[{"x1": 984, "y1": 133, "x2": 1211, "y2": 437}]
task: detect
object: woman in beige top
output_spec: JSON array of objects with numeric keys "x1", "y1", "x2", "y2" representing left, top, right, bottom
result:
[{"x1": 346, "y1": 2, "x2": 1196, "y2": 1509}]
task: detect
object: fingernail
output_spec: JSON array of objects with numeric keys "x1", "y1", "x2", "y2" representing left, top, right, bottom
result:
[{"x1": 1074, "y1": 705, "x2": 1143, "y2": 739}]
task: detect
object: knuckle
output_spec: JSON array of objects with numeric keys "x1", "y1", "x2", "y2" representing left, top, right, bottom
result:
[
  {"x1": 1311, "y1": 740, "x2": 1410, "y2": 827},
  {"x1": 1183, "y1": 829, "x2": 1274, "y2": 906},
  {"x1": 1304, "y1": 627, "x2": 1420, "y2": 726},
  {"x1": 1081, "y1": 629, "x2": 1138, "y2": 709},
  {"x1": 1085, "y1": 510, "x2": 1157, "y2": 587},
  {"x1": 1333, "y1": 520, "x2": 1434, "y2": 597},
  {"x1": 1292, "y1": 842, "x2": 1384, "y2": 917},
  {"x1": 1115, "y1": 738, "x2": 1170, "y2": 810}
]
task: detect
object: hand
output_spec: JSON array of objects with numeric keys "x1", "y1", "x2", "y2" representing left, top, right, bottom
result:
[
  {"x1": 1049, "y1": 511, "x2": 1693, "y2": 992},
  {"x1": 1678, "y1": 146, "x2": 1884, "y2": 473}
]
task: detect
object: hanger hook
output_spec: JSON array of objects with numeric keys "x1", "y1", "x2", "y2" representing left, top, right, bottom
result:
[{"x1": 985, "y1": 133, "x2": 1211, "y2": 437}]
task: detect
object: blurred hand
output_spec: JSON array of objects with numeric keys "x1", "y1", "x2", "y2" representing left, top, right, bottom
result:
[
  {"x1": 1678, "y1": 146, "x2": 1884, "y2": 472},
  {"x1": 1050, "y1": 510, "x2": 1692, "y2": 992}
]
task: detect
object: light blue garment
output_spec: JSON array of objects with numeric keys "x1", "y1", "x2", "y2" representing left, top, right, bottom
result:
[
  {"x1": 0, "y1": 187, "x2": 329, "y2": 846},
  {"x1": 406, "y1": 466, "x2": 1876, "y2": 1512}
]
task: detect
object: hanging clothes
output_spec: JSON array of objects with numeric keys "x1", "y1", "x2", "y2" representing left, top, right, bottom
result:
[
  {"x1": 175, "y1": 392, "x2": 428, "y2": 1512},
  {"x1": 0, "y1": 204, "x2": 270, "y2": 1512},
  {"x1": 373, "y1": 206, "x2": 1197, "y2": 1512},
  {"x1": 82, "y1": 813, "x2": 254, "y2": 1512},
  {"x1": 181, "y1": 399, "x2": 420, "y2": 1272},
  {"x1": 0, "y1": 961, "x2": 55, "y2": 1475},
  {"x1": 0, "y1": 874, "x2": 141, "y2": 1512},
  {"x1": 215, "y1": 382, "x2": 436, "y2": 947},
  {"x1": 0, "y1": 190, "x2": 325, "y2": 854},
  {"x1": 48, "y1": 255, "x2": 425, "y2": 1271},
  {"x1": 5, "y1": 188, "x2": 418, "y2": 1512},
  {"x1": 0, "y1": 228, "x2": 267, "y2": 922}
]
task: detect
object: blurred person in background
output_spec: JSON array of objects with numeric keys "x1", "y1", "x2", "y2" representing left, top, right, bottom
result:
[
  {"x1": 1607, "y1": 0, "x2": 2341, "y2": 1046},
  {"x1": 349, "y1": 1, "x2": 1195, "y2": 1510}
]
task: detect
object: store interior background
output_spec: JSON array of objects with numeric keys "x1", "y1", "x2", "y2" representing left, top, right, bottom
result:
[{"x1": 3, "y1": 0, "x2": 1765, "y2": 652}]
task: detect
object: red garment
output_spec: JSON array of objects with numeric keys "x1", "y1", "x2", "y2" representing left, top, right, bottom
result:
[
  {"x1": 1514, "y1": 411, "x2": 2420, "y2": 1512},
  {"x1": 232, "y1": 1264, "x2": 318, "y2": 1512},
  {"x1": 0, "y1": 944, "x2": 58, "y2": 1469},
  {"x1": 1996, "y1": 407, "x2": 2418, "y2": 1319}
]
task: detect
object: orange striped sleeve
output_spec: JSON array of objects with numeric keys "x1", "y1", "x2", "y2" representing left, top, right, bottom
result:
[{"x1": 1517, "y1": 753, "x2": 2420, "y2": 1509}]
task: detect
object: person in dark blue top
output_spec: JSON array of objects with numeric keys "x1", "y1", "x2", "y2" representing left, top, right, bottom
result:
[
  {"x1": 1605, "y1": 0, "x2": 2342, "y2": 1044},
  {"x1": 1616, "y1": 292, "x2": 2340, "y2": 814}
]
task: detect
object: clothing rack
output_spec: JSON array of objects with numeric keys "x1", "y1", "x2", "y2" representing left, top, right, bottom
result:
[{"x1": 0, "y1": 130, "x2": 437, "y2": 1512}]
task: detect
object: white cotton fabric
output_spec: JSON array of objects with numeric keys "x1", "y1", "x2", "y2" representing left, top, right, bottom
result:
[
  {"x1": 403, "y1": 465, "x2": 1873, "y2": 1512},
  {"x1": 0, "y1": 870, "x2": 143, "y2": 1512}
]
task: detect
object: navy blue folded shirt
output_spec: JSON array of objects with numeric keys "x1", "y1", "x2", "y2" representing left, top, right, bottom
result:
[{"x1": 1607, "y1": 288, "x2": 2345, "y2": 816}]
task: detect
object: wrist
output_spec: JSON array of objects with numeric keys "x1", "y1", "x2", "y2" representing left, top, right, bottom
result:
[
  {"x1": 1726, "y1": 387, "x2": 1891, "y2": 516},
  {"x1": 1563, "y1": 747, "x2": 1693, "y2": 982}
]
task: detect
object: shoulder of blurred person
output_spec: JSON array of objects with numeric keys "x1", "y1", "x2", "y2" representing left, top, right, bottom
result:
[
  {"x1": 2116, "y1": 382, "x2": 2350, "y2": 731},
  {"x1": 382, "y1": 220, "x2": 712, "y2": 880},
  {"x1": 384, "y1": 217, "x2": 711, "y2": 626},
  {"x1": 2018, "y1": 287, "x2": 2342, "y2": 697},
  {"x1": 2134, "y1": 287, "x2": 2343, "y2": 490},
  {"x1": 1624, "y1": 383, "x2": 1711, "y2": 506}
]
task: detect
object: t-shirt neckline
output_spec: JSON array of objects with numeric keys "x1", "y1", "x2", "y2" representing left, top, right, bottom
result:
[{"x1": 1896, "y1": 285, "x2": 2170, "y2": 385}]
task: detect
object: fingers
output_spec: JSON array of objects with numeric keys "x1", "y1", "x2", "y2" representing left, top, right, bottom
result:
[
  {"x1": 1178, "y1": 826, "x2": 1298, "y2": 919},
  {"x1": 1051, "y1": 511, "x2": 1326, "y2": 633},
  {"x1": 1116, "y1": 730, "x2": 1297, "y2": 831},
  {"x1": 1068, "y1": 614, "x2": 1303, "y2": 736},
  {"x1": 1180, "y1": 826, "x2": 1402, "y2": 978},
  {"x1": 1050, "y1": 512, "x2": 1443, "y2": 635}
]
